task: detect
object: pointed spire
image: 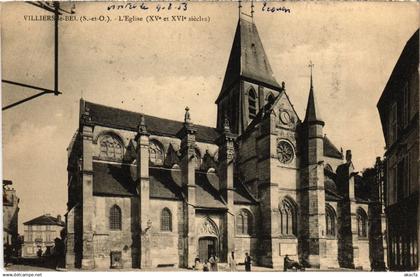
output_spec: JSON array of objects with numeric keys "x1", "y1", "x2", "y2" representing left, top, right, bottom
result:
[
  {"x1": 216, "y1": 17, "x2": 281, "y2": 104},
  {"x1": 304, "y1": 61, "x2": 324, "y2": 126}
]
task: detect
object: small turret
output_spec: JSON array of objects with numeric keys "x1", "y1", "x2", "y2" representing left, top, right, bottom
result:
[{"x1": 304, "y1": 63, "x2": 324, "y2": 126}]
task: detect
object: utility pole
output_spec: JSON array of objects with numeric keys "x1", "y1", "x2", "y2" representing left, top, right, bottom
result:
[{"x1": 2, "y1": 2, "x2": 75, "y2": 111}]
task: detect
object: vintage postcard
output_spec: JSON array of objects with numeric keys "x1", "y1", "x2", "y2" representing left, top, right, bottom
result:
[{"x1": 1, "y1": 1, "x2": 419, "y2": 275}]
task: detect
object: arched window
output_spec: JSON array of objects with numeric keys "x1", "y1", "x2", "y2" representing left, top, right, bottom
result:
[
  {"x1": 160, "y1": 208, "x2": 172, "y2": 231},
  {"x1": 248, "y1": 88, "x2": 257, "y2": 119},
  {"x1": 110, "y1": 205, "x2": 122, "y2": 230},
  {"x1": 195, "y1": 149, "x2": 202, "y2": 170},
  {"x1": 236, "y1": 209, "x2": 253, "y2": 235},
  {"x1": 100, "y1": 135, "x2": 123, "y2": 160},
  {"x1": 149, "y1": 141, "x2": 164, "y2": 165},
  {"x1": 325, "y1": 204, "x2": 336, "y2": 237},
  {"x1": 280, "y1": 198, "x2": 297, "y2": 236},
  {"x1": 357, "y1": 208, "x2": 368, "y2": 238}
]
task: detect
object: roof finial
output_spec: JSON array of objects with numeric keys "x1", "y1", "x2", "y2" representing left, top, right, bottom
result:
[
  {"x1": 184, "y1": 106, "x2": 191, "y2": 124},
  {"x1": 138, "y1": 114, "x2": 148, "y2": 134},
  {"x1": 308, "y1": 60, "x2": 314, "y2": 89}
]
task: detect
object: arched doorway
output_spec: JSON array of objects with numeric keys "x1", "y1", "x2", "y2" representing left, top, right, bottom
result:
[
  {"x1": 198, "y1": 236, "x2": 218, "y2": 262},
  {"x1": 197, "y1": 217, "x2": 220, "y2": 262}
]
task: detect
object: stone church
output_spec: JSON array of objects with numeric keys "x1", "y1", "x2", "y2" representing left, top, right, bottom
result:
[{"x1": 65, "y1": 17, "x2": 386, "y2": 270}]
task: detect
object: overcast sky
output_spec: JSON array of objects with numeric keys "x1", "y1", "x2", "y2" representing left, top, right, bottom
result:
[{"x1": 2, "y1": 1, "x2": 418, "y2": 233}]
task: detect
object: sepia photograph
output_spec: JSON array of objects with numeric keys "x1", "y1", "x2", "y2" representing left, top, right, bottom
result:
[{"x1": 1, "y1": 1, "x2": 419, "y2": 274}]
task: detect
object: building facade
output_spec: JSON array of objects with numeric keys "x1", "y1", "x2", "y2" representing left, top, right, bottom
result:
[
  {"x1": 3, "y1": 180, "x2": 20, "y2": 257},
  {"x1": 377, "y1": 29, "x2": 419, "y2": 271},
  {"x1": 22, "y1": 214, "x2": 65, "y2": 257},
  {"x1": 66, "y1": 18, "x2": 386, "y2": 270}
]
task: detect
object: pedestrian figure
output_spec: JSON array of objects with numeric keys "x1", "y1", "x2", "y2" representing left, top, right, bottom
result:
[
  {"x1": 194, "y1": 257, "x2": 202, "y2": 271},
  {"x1": 228, "y1": 251, "x2": 237, "y2": 271},
  {"x1": 209, "y1": 254, "x2": 219, "y2": 271},
  {"x1": 37, "y1": 247, "x2": 42, "y2": 258},
  {"x1": 4, "y1": 244, "x2": 12, "y2": 267},
  {"x1": 244, "y1": 252, "x2": 252, "y2": 272},
  {"x1": 283, "y1": 254, "x2": 304, "y2": 271},
  {"x1": 54, "y1": 238, "x2": 65, "y2": 269},
  {"x1": 203, "y1": 260, "x2": 210, "y2": 272}
]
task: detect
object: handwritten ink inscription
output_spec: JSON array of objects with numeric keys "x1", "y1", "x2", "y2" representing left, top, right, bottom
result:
[
  {"x1": 262, "y1": 2, "x2": 291, "y2": 14},
  {"x1": 107, "y1": 2, "x2": 188, "y2": 12}
]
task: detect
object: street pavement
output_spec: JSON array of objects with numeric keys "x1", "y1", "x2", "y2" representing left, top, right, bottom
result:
[{"x1": 3, "y1": 263, "x2": 366, "y2": 272}]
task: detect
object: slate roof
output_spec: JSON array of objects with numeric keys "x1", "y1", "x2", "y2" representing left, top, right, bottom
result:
[
  {"x1": 149, "y1": 167, "x2": 183, "y2": 200},
  {"x1": 91, "y1": 162, "x2": 369, "y2": 205},
  {"x1": 216, "y1": 18, "x2": 281, "y2": 103},
  {"x1": 325, "y1": 190, "x2": 343, "y2": 202},
  {"x1": 234, "y1": 181, "x2": 258, "y2": 205},
  {"x1": 195, "y1": 172, "x2": 226, "y2": 209},
  {"x1": 304, "y1": 79, "x2": 323, "y2": 124},
  {"x1": 91, "y1": 162, "x2": 256, "y2": 208},
  {"x1": 325, "y1": 176, "x2": 343, "y2": 202},
  {"x1": 92, "y1": 162, "x2": 137, "y2": 197},
  {"x1": 23, "y1": 215, "x2": 65, "y2": 226},
  {"x1": 324, "y1": 167, "x2": 370, "y2": 203},
  {"x1": 84, "y1": 101, "x2": 220, "y2": 144},
  {"x1": 323, "y1": 136, "x2": 343, "y2": 159}
]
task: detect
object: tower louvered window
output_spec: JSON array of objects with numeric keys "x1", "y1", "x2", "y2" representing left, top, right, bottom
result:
[{"x1": 248, "y1": 88, "x2": 257, "y2": 119}]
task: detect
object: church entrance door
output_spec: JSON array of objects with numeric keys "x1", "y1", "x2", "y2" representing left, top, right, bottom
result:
[{"x1": 198, "y1": 237, "x2": 218, "y2": 262}]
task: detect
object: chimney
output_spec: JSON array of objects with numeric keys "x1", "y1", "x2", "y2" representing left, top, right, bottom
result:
[{"x1": 57, "y1": 215, "x2": 62, "y2": 222}]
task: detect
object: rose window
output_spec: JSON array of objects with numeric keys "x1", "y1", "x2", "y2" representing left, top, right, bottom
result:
[{"x1": 277, "y1": 141, "x2": 294, "y2": 164}]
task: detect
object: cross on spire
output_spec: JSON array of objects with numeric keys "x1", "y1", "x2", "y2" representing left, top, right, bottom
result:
[
  {"x1": 308, "y1": 60, "x2": 314, "y2": 88},
  {"x1": 251, "y1": 0, "x2": 254, "y2": 21},
  {"x1": 238, "y1": 0, "x2": 254, "y2": 20}
]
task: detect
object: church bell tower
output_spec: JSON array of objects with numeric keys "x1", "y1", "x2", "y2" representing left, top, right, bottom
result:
[{"x1": 215, "y1": 16, "x2": 283, "y2": 135}]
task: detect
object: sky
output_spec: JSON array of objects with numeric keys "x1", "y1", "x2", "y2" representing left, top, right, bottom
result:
[{"x1": 1, "y1": 1, "x2": 418, "y2": 234}]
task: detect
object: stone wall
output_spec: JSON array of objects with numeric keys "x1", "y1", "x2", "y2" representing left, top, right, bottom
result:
[
  {"x1": 92, "y1": 196, "x2": 139, "y2": 269},
  {"x1": 149, "y1": 199, "x2": 182, "y2": 267},
  {"x1": 234, "y1": 204, "x2": 258, "y2": 263},
  {"x1": 358, "y1": 239, "x2": 370, "y2": 269},
  {"x1": 324, "y1": 201, "x2": 339, "y2": 268}
]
